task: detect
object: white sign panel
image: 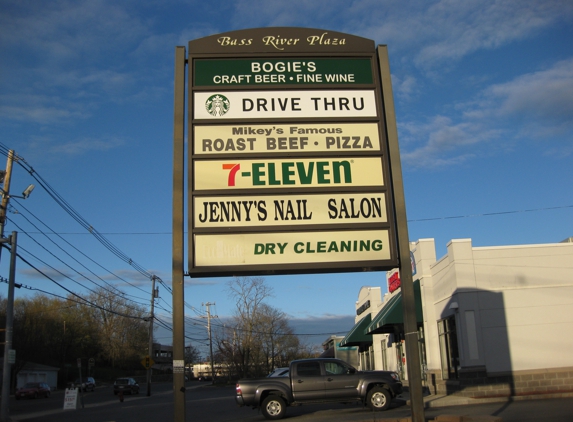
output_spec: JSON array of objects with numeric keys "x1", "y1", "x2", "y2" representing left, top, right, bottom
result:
[
  {"x1": 63, "y1": 388, "x2": 78, "y2": 410},
  {"x1": 193, "y1": 123, "x2": 381, "y2": 154},
  {"x1": 173, "y1": 359, "x2": 185, "y2": 373},
  {"x1": 194, "y1": 90, "x2": 377, "y2": 119},
  {"x1": 194, "y1": 193, "x2": 387, "y2": 228},
  {"x1": 193, "y1": 157, "x2": 384, "y2": 190},
  {"x1": 194, "y1": 230, "x2": 391, "y2": 266}
]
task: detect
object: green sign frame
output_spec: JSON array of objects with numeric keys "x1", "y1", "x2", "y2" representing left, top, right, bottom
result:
[{"x1": 194, "y1": 58, "x2": 373, "y2": 86}]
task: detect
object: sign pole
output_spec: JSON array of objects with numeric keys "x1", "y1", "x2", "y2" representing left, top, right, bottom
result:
[
  {"x1": 172, "y1": 45, "x2": 186, "y2": 422},
  {"x1": 377, "y1": 45, "x2": 425, "y2": 422},
  {"x1": 77, "y1": 358, "x2": 84, "y2": 408}
]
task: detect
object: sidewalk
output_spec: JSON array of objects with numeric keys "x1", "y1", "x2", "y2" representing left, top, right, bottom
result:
[{"x1": 399, "y1": 388, "x2": 573, "y2": 409}]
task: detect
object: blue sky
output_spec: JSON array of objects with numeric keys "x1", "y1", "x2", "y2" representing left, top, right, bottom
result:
[{"x1": 1, "y1": 0, "x2": 572, "y2": 356}]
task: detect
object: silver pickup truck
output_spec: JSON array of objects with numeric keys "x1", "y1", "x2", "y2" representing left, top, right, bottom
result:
[{"x1": 235, "y1": 358, "x2": 403, "y2": 420}]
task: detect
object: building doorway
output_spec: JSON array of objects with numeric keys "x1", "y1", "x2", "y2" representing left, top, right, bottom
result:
[{"x1": 438, "y1": 316, "x2": 459, "y2": 380}]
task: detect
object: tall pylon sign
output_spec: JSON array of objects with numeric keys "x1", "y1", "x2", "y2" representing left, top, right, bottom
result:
[{"x1": 173, "y1": 28, "x2": 425, "y2": 422}]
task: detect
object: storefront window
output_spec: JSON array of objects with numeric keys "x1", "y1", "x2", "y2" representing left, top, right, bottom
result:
[
  {"x1": 380, "y1": 339, "x2": 388, "y2": 370},
  {"x1": 395, "y1": 342, "x2": 405, "y2": 380},
  {"x1": 359, "y1": 346, "x2": 375, "y2": 371},
  {"x1": 438, "y1": 316, "x2": 459, "y2": 380},
  {"x1": 369, "y1": 345, "x2": 375, "y2": 370}
]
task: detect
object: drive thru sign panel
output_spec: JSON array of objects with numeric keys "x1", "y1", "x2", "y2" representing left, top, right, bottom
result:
[{"x1": 187, "y1": 28, "x2": 399, "y2": 276}]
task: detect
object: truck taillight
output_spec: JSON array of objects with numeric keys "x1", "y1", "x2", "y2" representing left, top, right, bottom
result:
[{"x1": 236, "y1": 384, "x2": 242, "y2": 395}]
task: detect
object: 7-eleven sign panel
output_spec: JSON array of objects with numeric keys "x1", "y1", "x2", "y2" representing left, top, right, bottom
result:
[
  {"x1": 194, "y1": 230, "x2": 392, "y2": 267},
  {"x1": 193, "y1": 157, "x2": 384, "y2": 190}
]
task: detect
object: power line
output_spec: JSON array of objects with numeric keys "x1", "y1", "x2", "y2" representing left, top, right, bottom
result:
[
  {"x1": 2, "y1": 147, "x2": 156, "y2": 283},
  {"x1": 0, "y1": 144, "x2": 173, "y2": 312},
  {"x1": 408, "y1": 204, "x2": 573, "y2": 222},
  {"x1": 12, "y1": 199, "x2": 152, "y2": 299},
  {"x1": 1, "y1": 247, "x2": 147, "y2": 321}
]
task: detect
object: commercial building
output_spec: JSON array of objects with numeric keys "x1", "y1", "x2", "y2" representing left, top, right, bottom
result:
[
  {"x1": 340, "y1": 237, "x2": 573, "y2": 398},
  {"x1": 14, "y1": 362, "x2": 59, "y2": 390}
]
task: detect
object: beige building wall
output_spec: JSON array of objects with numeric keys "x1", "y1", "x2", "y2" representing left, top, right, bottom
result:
[
  {"x1": 350, "y1": 282, "x2": 403, "y2": 376},
  {"x1": 354, "y1": 286, "x2": 382, "y2": 371},
  {"x1": 411, "y1": 237, "x2": 573, "y2": 397},
  {"x1": 346, "y1": 237, "x2": 573, "y2": 396}
]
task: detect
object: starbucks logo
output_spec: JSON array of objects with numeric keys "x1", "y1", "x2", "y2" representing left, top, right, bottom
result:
[{"x1": 205, "y1": 94, "x2": 230, "y2": 117}]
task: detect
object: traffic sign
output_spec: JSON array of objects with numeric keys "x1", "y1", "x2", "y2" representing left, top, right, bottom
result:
[{"x1": 141, "y1": 356, "x2": 155, "y2": 369}]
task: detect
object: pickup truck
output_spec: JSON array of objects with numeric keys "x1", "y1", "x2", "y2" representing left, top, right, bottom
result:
[{"x1": 235, "y1": 358, "x2": 403, "y2": 420}]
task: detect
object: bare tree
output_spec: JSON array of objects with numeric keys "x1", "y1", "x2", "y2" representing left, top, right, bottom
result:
[
  {"x1": 185, "y1": 343, "x2": 201, "y2": 365},
  {"x1": 225, "y1": 276, "x2": 271, "y2": 377},
  {"x1": 219, "y1": 277, "x2": 305, "y2": 378},
  {"x1": 84, "y1": 287, "x2": 148, "y2": 368}
]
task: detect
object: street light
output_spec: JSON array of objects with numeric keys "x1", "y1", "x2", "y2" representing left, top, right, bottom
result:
[
  {"x1": 18, "y1": 184, "x2": 35, "y2": 199},
  {"x1": 0, "y1": 183, "x2": 34, "y2": 263},
  {"x1": 0, "y1": 148, "x2": 35, "y2": 249}
]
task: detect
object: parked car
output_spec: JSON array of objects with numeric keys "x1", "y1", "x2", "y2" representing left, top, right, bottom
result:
[
  {"x1": 267, "y1": 367, "x2": 289, "y2": 377},
  {"x1": 15, "y1": 382, "x2": 51, "y2": 400},
  {"x1": 74, "y1": 377, "x2": 96, "y2": 392},
  {"x1": 113, "y1": 377, "x2": 140, "y2": 395},
  {"x1": 197, "y1": 375, "x2": 212, "y2": 382}
]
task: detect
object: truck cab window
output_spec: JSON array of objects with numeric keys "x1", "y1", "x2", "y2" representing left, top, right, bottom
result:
[
  {"x1": 296, "y1": 362, "x2": 321, "y2": 376},
  {"x1": 325, "y1": 361, "x2": 347, "y2": 375}
]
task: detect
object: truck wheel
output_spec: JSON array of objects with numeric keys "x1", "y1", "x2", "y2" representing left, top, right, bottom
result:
[
  {"x1": 261, "y1": 395, "x2": 286, "y2": 420},
  {"x1": 366, "y1": 387, "x2": 391, "y2": 411}
]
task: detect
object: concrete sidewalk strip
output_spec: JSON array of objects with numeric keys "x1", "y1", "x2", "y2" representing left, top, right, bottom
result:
[
  {"x1": 431, "y1": 415, "x2": 503, "y2": 422},
  {"x1": 407, "y1": 390, "x2": 573, "y2": 409}
]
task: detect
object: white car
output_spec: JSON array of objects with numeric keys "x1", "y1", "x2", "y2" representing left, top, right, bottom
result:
[
  {"x1": 267, "y1": 367, "x2": 289, "y2": 377},
  {"x1": 74, "y1": 377, "x2": 95, "y2": 392}
]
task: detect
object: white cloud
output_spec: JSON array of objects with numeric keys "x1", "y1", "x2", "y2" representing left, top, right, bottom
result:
[
  {"x1": 228, "y1": 0, "x2": 573, "y2": 68},
  {"x1": 232, "y1": 0, "x2": 343, "y2": 28},
  {"x1": 19, "y1": 266, "x2": 72, "y2": 281},
  {"x1": 0, "y1": 95, "x2": 89, "y2": 124},
  {"x1": 401, "y1": 57, "x2": 573, "y2": 167},
  {"x1": 412, "y1": 0, "x2": 569, "y2": 66},
  {"x1": 399, "y1": 116, "x2": 500, "y2": 168},
  {"x1": 392, "y1": 74, "x2": 419, "y2": 101},
  {"x1": 48, "y1": 137, "x2": 126, "y2": 156},
  {"x1": 464, "y1": 58, "x2": 573, "y2": 144},
  {"x1": 0, "y1": 0, "x2": 147, "y2": 61},
  {"x1": 486, "y1": 58, "x2": 573, "y2": 125}
]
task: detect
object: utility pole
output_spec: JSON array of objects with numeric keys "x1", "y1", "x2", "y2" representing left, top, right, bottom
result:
[
  {"x1": 0, "y1": 149, "x2": 34, "y2": 261},
  {"x1": 201, "y1": 302, "x2": 217, "y2": 384},
  {"x1": 0, "y1": 151, "x2": 15, "y2": 263},
  {"x1": 0, "y1": 232, "x2": 18, "y2": 422},
  {"x1": 147, "y1": 275, "x2": 158, "y2": 396},
  {"x1": 0, "y1": 150, "x2": 35, "y2": 422}
]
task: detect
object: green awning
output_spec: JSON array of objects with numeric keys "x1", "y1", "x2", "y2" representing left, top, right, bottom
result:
[
  {"x1": 338, "y1": 313, "x2": 372, "y2": 348},
  {"x1": 365, "y1": 279, "x2": 423, "y2": 335}
]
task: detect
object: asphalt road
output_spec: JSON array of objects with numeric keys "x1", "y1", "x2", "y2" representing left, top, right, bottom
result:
[{"x1": 8, "y1": 382, "x2": 573, "y2": 422}]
